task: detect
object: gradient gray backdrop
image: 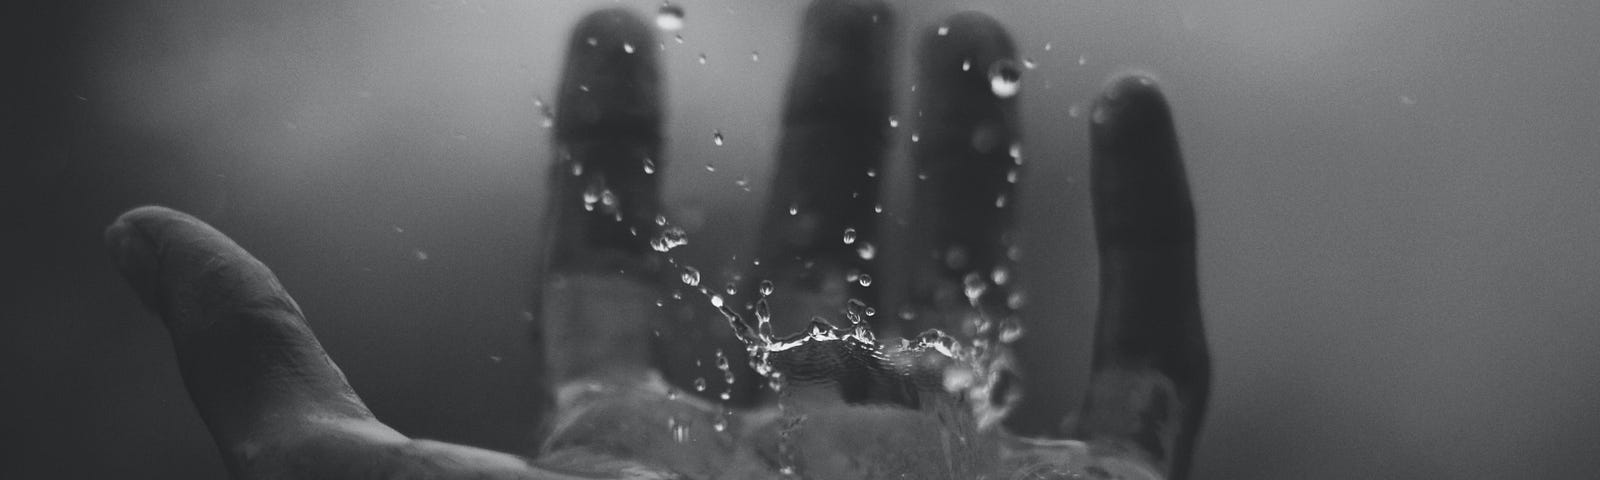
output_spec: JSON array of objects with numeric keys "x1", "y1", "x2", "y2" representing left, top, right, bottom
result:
[{"x1": 8, "y1": 0, "x2": 1599, "y2": 478}]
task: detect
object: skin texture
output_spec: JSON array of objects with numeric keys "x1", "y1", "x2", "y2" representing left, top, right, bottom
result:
[{"x1": 104, "y1": 1, "x2": 1209, "y2": 478}]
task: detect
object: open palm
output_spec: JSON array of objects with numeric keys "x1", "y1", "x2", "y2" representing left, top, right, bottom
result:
[{"x1": 106, "y1": 1, "x2": 1209, "y2": 479}]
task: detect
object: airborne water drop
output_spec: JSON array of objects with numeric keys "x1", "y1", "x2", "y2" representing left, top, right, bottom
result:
[
  {"x1": 655, "y1": 3, "x2": 685, "y2": 32},
  {"x1": 988, "y1": 59, "x2": 1022, "y2": 98}
]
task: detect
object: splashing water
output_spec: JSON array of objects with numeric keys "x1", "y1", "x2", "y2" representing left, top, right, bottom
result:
[
  {"x1": 651, "y1": 226, "x2": 688, "y2": 252},
  {"x1": 598, "y1": 215, "x2": 1125, "y2": 479}
]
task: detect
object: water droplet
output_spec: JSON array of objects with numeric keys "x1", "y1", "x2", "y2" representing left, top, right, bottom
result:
[
  {"x1": 1068, "y1": 104, "x2": 1082, "y2": 118},
  {"x1": 759, "y1": 280, "x2": 775, "y2": 297},
  {"x1": 642, "y1": 157, "x2": 656, "y2": 174},
  {"x1": 988, "y1": 60, "x2": 1022, "y2": 98},
  {"x1": 842, "y1": 227, "x2": 857, "y2": 245},
  {"x1": 655, "y1": 3, "x2": 685, "y2": 31},
  {"x1": 788, "y1": 204, "x2": 798, "y2": 215},
  {"x1": 751, "y1": 51, "x2": 760, "y2": 62},
  {"x1": 1077, "y1": 55, "x2": 1087, "y2": 66},
  {"x1": 586, "y1": 37, "x2": 598, "y2": 47},
  {"x1": 669, "y1": 417, "x2": 689, "y2": 443},
  {"x1": 697, "y1": 53, "x2": 707, "y2": 64},
  {"x1": 735, "y1": 177, "x2": 750, "y2": 190},
  {"x1": 858, "y1": 274, "x2": 873, "y2": 287},
  {"x1": 961, "y1": 59, "x2": 971, "y2": 71},
  {"x1": 674, "y1": 34, "x2": 684, "y2": 44},
  {"x1": 694, "y1": 377, "x2": 707, "y2": 391},
  {"x1": 937, "y1": 26, "x2": 950, "y2": 36},
  {"x1": 1006, "y1": 169, "x2": 1019, "y2": 183},
  {"x1": 713, "y1": 418, "x2": 727, "y2": 432},
  {"x1": 1022, "y1": 58, "x2": 1037, "y2": 69},
  {"x1": 712, "y1": 130, "x2": 724, "y2": 146},
  {"x1": 873, "y1": 204, "x2": 884, "y2": 213},
  {"x1": 755, "y1": 298, "x2": 774, "y2": 341},
  {"x1": 681, "y1": 266, "x2": 701, "y2": 286},
  {"x1": 992, "y1": 266, "x2": 1011, "y2": 285},
  {"x1": 655, "y1": 215, "x2": 668, "y2": 226},
  {"x1": 856, "y1": 242, "x2": 876, "y2": 260},
  {"x1": 571, "y1": 162, "x2": 583, "y2": 176},
  {"x1": 888, "y1": 116, "x2": 899, "y2": 128},
  {"x1": 994, "y1": 194, "x2": 1007, "y2": 208},
  {"x1": 911, "y1": 133, "x2": 921, "y2": 143},
  {"x1": 725, "y1": 282, "x2": 737, "y2": 295},
  {"x1": 1009, "y1": 143, "x2": 1023, "y2": 163},
  {"x1": 413, "y1": 249, "x2": 429, "y2": 261},
  {"x1": 651, "y1": 226, "x2": 688, "y2": 252},
  {"x1": 1007, "y1": 291, "x2": 1027, "y2": 309},
  {"x1": 1092, "y1": 105, "x2": 1109, "y2": 124},
  {"x1": 998, "y1": 318, "x2": 1025, "y2": 343},
  {"x1": 1044, "y1": 42, "x2": 1053, "y2": 51},
  {"x1": 582, "y1": 185, "x2": 600, "y2": 211},
  {"x1": 963, "y1": 272, "x2": 987, "y2": 304},
  {"x1": 704, "y1": 163, "x2": 716, "y2": 172},
  {"x1": 622, "y1": 43, "x2": 636, "y2": 54}
]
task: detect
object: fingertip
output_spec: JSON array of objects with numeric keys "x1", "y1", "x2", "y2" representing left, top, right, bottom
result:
[
  {"x1": 914, "y1": 11, "x2": 1021, "y2": 157},
  {"x1": 1089, "y1": 73, "x2": 1193, "y2": 250},
  {"x1": 919, "y1": 11, "x2": 1017, "y2": 79},
  {"x1": 1092, "y1": 73, "x2": 1172, "y2": 135},
  {"x1": 106, "y1": 206, "x2": 169, "y2": 312},
  {"x1": 799, "y1": 0, "x2": 894, "y2": 44},
  {"x1": 784, "y1": 0, "x2": 894, "y2": 125},
  {"x1": 558, "y1": 7, "x2": 660, "y2": 139},
  {"x1": 567, "y1": 7, "x2": 656, "y2": 54},
  {"x1": 804, "y1": 0, "x2": 892, "y2": 23}
]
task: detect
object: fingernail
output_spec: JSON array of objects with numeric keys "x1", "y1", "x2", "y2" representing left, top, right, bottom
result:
[{"x1": 105, "y1": 208, "x2": 164, "y2": 313}]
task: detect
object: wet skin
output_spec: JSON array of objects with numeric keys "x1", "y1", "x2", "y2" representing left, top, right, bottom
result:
[{"x1": 105, "y1": 1, "x2": 1208, "y2": 479}]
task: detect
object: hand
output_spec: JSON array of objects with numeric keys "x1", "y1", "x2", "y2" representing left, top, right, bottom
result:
[{"x1": 105, "y1": 1, "x2": 1209, "y2": 479}]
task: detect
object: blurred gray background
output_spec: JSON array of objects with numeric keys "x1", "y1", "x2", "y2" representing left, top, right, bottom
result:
[{"x1": 8, "y1": 0, "x2": 1600, "y2": 478}]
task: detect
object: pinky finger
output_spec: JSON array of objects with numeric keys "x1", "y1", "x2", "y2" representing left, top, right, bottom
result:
[{"x1": 1073, "y1": 76, "x2": 1210, "y2": 480}]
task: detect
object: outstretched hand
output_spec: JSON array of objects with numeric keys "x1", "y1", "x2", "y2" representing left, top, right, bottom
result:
[{"x1": 107, "y1": 1, "x2": 1208, "y2": 479}]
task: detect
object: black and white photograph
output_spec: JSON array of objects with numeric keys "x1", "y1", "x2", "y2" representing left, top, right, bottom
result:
[{"x1": 8, "y1": 0, "x2": 1598, "y2": 478}]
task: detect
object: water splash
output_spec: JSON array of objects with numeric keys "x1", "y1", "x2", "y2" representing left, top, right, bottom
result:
[
  {"x1": 628, "y1": 213, "x2": 1088, "y2": 478},
  {"x1": 651, "y1": 226, "x2": 688, "y2": 252}
]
